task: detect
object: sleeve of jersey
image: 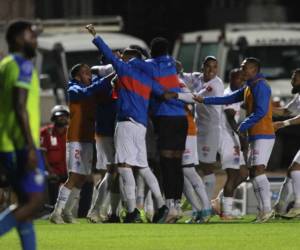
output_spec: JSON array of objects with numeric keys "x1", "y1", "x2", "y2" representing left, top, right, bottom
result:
[
  {"x1": 129, "y1": 58, "x2": 155, "y2": 76},
  {"x1": 92, "y1": 36, "x2": 127, "y2": 75},
  {"x1": 203, "y1": 87, "x2": 245, "y2": 105},
  {"x1": 285, "y1": 95, "x2": 297, "y2": 113},
  {"x1": 238, "y1": 83, "x2": 271, "y2": 132},
  {"x1": 68, "y1": 77, "x2": 112, "y2": 101},
  {"x1": 14, "y1": 60, "x2": 34, "y2": 89}
]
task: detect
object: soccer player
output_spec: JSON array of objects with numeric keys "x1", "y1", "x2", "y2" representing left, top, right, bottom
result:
[
  {"x1": 273, "y1": 68, "x2": 300, "y2": 217},
  {"x1": 86, "y1": 24, "x2": 173, "y2": 223},
  {"x1": 128, "y1": 37, "x2": 188, "y2": 222},
  {"x1": 49, "y1": 64, "x2": 115, "y2": 224},
  {"x1": 194, "y1": 57, "x2": 275, "y2": 223},
  {"x1": 0, "y1": 20, "x2": 45, "y2": 250}
]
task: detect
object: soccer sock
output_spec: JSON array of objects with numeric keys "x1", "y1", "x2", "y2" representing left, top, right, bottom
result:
[
  {"x1": 253, "y1": 175, "x2": 271, "y2": 213},
  {"x1": 139, "y1": 167, "x2": 165, "y2": 208},
  {"x1": 93, "y1": 173, "x2": 112, "y2": 211},
  {"x1": 183, "y1": 166, "x2": 211, "y2": 210},
  {"x1": 118, "y1": 175, "x2": 126, "y2": 203},
  {"x1": 118, "y1": 167, "x2": 136, "y2": 213},
  {"x1": 17, "y1": 221, "x2": 36, "y2": 250},
  {"x1": 54, "y1": 185, "x2": 71, "y2": 214},
  {"x1": 252, "y1": 178, "x2": 263, "y2": 211},
  {"x1": 290, "y1": 171, "x2": 300, "y2": 208},
  {"x1": 0, "y1": 208, "x2": 17, "y2": 236},
  {"x1": 183, "y1": 176, "x2": 202, "y2": 211},
  {"x1": 64, "y1": 187, "x2": 81, "y2": 215},
  {"x1": 222, "y1": 197, "x2": 234, "y2": 216},
  {"x1": 276, "y1": 177, "x2": 293, "y2": 213},
  {"x1": 173, "y1": 158, "x2": 184, "y2": 200},
  {"x1": 145, "y1": 191, "x2": 154, "y2": 215},
  {"x1": 136, "y1": 172, "x2": 145, "y2": 208},
  {"x1": 203, "y1": 173, "x2": 216, "y2": 200},
  {"x1": 166, "y1": 199, "x2": 175, "y2": 209},
  {"x1": 110, "y1": 193, "x2": 120, "y2": 215}
]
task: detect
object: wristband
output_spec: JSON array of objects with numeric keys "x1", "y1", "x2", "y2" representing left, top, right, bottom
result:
[{"x1": 283, "y1": 120, "x2": 291, "y2": 127}]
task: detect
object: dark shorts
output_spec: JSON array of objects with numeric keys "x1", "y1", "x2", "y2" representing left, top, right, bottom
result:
[
  {"x1": 153, "y1": 116, "x2": 188, "y2": 151},
  {"x1": 0, "y1": 149, "x2": 45, "y2": 202}
]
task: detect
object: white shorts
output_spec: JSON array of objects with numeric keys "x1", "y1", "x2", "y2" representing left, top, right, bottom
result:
[
  {"x1": 219, "y1": 130, "x2": 241, "y2": 170},
  {"x1": 95, "y1": 136, "x2": 115, "y2": 170},
  {"x1": 248, "y1": 139, "x2": 275, "y2": 167},
  {"x1": 114, "y1": 121, "x2": 148, "y2": 168},
  {"x1": 66, "y1": 142, "x2": 94, "y2": 175},
  {"x1": 292, "y1": 150, "x2": 300, "y2": 164},
  {"x1": 182, "y1": 135, "x2": 199, "y2": 165},
  {"x1": 197, "y1": 129, "x2": 220, "y2": 164}
]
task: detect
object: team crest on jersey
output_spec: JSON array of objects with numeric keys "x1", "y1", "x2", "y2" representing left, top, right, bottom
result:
[
  {"x1": 21, "y1": 61, "x2": 33, "y2": 74},
  {"x1": 206, "y1": 86, "x2": 213, "y2": 92},
  {"x1": 202, "y1": 146, "x2": 210, "y2": 152}
]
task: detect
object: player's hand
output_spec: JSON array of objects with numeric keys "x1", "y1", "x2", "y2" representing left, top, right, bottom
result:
[
  {"x1": 273, "y1": 121, "x2": 284, "y2": 131},
  {"x1": 85, "y1": 24, "x2": 96, "y2": 37},
  {"x1": 239, "y1": 134, "x2": 249, "y2": 153},
  {"x1": 27, "y1": 147, "x2": 38, "y2": 171},
  {"x1": 193, "y1": 94, "x2": 204, "y2": 103},
  {"x1": 163, "y1": 91, "x2": 178, "y2": 100}
]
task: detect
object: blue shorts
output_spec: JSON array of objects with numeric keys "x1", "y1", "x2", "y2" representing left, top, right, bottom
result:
[{"x1": 0, "y1": 149, "x2": 45, "y2": 197}]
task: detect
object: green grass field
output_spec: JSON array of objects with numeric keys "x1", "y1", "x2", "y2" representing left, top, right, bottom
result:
[{"x1": 2, "y1": 216, "x2": 300, "y2": 250}]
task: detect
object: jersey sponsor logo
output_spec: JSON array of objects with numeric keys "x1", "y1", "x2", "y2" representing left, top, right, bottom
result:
[
  {"x1": 34, "y1": 169, "x2": 45, "y2": 186},
  {"x1": 202, "y1": 146, "x2": 210, "y2": 152}
]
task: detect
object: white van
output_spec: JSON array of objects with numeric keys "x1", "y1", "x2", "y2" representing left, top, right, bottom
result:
[
  {"x1": 173, "y1": 23, "x2": 300, "y2": 103},
  {"x1": 34, "y1": 17, "x2": 148, "y2": 124}
]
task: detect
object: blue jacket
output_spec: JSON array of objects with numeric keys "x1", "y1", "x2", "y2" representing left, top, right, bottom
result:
[{"x1": 92, "y1": 36, "x2": 165, "y2": 127}]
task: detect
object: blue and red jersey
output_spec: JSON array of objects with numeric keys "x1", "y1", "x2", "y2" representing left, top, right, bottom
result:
[
  {"x1": 92, "y1": 36, "x2": 165, "y2": 127},
  {"x1": 130, "y1": 55, "x2": 186, "y2": 117}
]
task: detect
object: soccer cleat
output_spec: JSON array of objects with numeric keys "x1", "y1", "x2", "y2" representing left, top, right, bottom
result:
[
  {"x1": 164, "y1": 207, "x2": 178, "y2": 223},
  {"x1": 199, "y1": 209, "x2": 213, "y2": 223},
  {"x1": 103, "y1": 214, "x2": 121, "y2": 223},
  {"x1": 282, "y1": 207, "x2": 300, "y2": 219},
  {"x1": 62, "y1": 211, "x2": 78, "y2": 224},
  {"x1": 49, "y1": 212, "x2": 65, "y2": 224},
  {"x1": 152, "y1": 205, "x2": 169, "y2": 223},
  {"x1": 138, "y1": 209, "x2": 148, "y2": 223},
  {"x1": 185, "y1": 211, "x2": 201, "y2": 224},
  {"x1": 211, "y1": 198, "x2": 221, "y2": 216},
  {"x1": 123, "y1": 208, "x2": 142, "y2": 223},
  {"x1": 254, "y1": 210, "x2": 275, "y2": 223},
  {"x1": 87, "y1": 209, "x2": 102, "y2": 223}
]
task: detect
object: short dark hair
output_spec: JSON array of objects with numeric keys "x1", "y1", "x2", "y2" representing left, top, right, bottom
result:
[
  {"x1": 203, "y1": 56, "x2": 217, "y2": 66},
  {"x1": 293, "y1": 68, "x2": 300, "y2": 75},
  {"x1": 6, "y1": 20, "x2": 32, "y2": 52},
  {"x1": 150, "y1": 37, "x2": 169, "y2": 58},
  {"x1": 123, "y1": 48, "x2": 142, "y2": 60},
  {"x1": 245, "y1": 57, "x2": 261, "y2": 72},
  {"x1": 70, "y1": 63, "x2": 87, "y2": 79}
]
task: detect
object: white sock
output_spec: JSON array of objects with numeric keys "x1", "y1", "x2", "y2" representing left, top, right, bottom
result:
[
  {"x1": 145, "y1": 191, "x2": 154, "y2": 214},
  {"x1": 203, "y1": 174, "x2": 216, "y2": 200},
  {"x1": 118, "y1": 168, "x2": 136, "y2": 213},
  {"x1": 252, "y1": 178, "x2": 263, "y2": 211},
  {"x1": 222, "y1": 197, "x2": 234, "y2": 216},
  {"x1": 64, "y1": 187, "x2": 81, "y2": 216},
  {"x1": 183, "y1": 167, "x2": 211, "y2": 210},
  {"x1": 93, "y1": 173, "x2": 112, "y2": 210},
  {"x1": 291, "y1": 171, "x2": 300, "y2": 208},
  {"x1": 183, "y1": 176, "x2": 202, "y2": 211},
  {"x1": 136, "y1": 173, "x2": 145, "y2": 208},
  {"x1": 276, "y1": 177, "x2": 293, "y2": 213},
  {"x1": 54, "y1": 185, "x2": 71, "y2": 214},
  {"x1": 253, "y1": 175, "x2": 271, "y2": 213},
  {"x1": 118, "y1": 175, "x2": 126, "y2": 203},
  {"x1": 166, "y1": 199, "x2": 175, "y2": 209},
  {"x1": 139, "y1": 168, "x2": 165, "y2": 208}
]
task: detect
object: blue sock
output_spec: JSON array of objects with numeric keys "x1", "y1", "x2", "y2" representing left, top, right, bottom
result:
[
  {"x1": 17, "y1": 221, "x2": 36, "y2": 250},
  {"x1": 0, "y1": 208, "x2": 17, "y2": 236}
]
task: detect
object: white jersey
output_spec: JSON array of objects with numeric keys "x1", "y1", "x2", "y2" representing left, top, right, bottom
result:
[
  {"x1": 221, "y1": 87, "x2": 242, "y2": 132},
  {"x1": 286, "y1": 93, "x2": 300, "y2": 116},
  {"x1": 185, "y1": 74, "x2": 224, "y2": 134}
]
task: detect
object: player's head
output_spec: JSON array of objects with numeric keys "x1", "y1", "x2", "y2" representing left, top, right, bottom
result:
[
  {"x1": 291, "y1": 68, "x2": 300, "y2": 94},
  {"x1": 122, "y1": 48, "x2": 142, "y2": 62},
  {"x1": 51, "y1": 105, "x2": 70, "y2": 127},
  {"x1": 6, "y1": 20, "x2": 37, "y2": 58},
  {"x1": 229, "y1": 68, "x2": 244, "y2": 90},
  {"x1": 150, "y1": 37, "x2": 169, "y2": 58},
  {"x1": 70, "y1": 63, "x2": 91, "y2": 85},
  {"x1": 240, "y1": 57, "x2": 260, "y2": 81},
  {"x1": 202, "y1": 56, "x2": 218, "y2": 82}
]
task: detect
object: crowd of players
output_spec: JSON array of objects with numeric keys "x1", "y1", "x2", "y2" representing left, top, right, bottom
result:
[{"x1": 1, "y1": 19, "x2": 300, "y2": 249}]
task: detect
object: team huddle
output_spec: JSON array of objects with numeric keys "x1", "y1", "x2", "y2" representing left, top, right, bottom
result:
[{"x1": 1, "y1": 19, "x2": 300, "y2": 249}]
